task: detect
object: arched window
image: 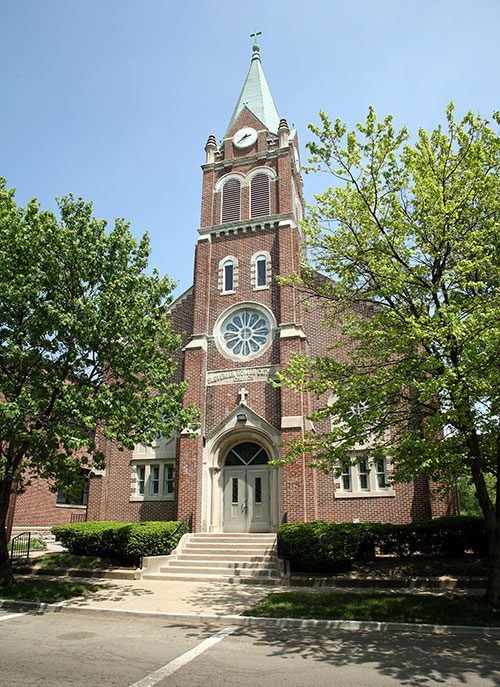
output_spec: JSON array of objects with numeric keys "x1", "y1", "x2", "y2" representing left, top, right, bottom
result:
[
  {"x1": 250, "y1": 173, "x2": 270, "y2": 218},
  {"x1": 224, "y1": 442, "x2": 269, "y2": 466},
  {"x1": 219, "y1": 256, "x2": 238, "y2": 293},
  {"x1": 256, "y1": 256, "x2": 267, "y2": 287},
  {"x1": 224, "y1": 260, "x2": 234, "y2": 292},
  {"x1": 221, "y1": 178, "x2": 241, "y2": 223},
  {"x1": 251, "y1": 251, "x2": 271, "y2": 290}
]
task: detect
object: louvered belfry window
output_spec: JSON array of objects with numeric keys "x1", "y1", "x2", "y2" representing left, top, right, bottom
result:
[
  {"x1": 250, "y1": 173, "x2": 270, "y2": 218},
  {"x1": 221, "y1": 178, "x2": 241, "y2": 223}
]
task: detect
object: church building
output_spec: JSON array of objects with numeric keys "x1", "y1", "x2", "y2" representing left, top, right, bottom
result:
[{"x1": 12, "y1": 41, "x2": 452, "y2": 538}]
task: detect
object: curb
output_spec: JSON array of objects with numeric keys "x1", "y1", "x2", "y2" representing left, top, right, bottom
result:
[
  {"x1": 13, "y1": 566, "x2": 487, "y2": 590},
  {"x1": 1, "y1": 598, "x2": 499, "y2": 637},
  {"x1": 13, "y1": 566, "x2": 136, "y2": 580}
]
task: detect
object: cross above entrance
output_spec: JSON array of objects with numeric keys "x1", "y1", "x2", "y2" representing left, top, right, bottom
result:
[{"x1": 238, "y1": 387, "x2": 249, "y2": 405}]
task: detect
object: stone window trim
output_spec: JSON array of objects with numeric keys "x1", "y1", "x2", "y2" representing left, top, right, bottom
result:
[
  {"x1": 130, "y1": 460, "x2": 175, "y2": 502},
  {"x1": 215, "y1": 167, "x2": 277, "y2": 224},
  {"x1": 251, "y1": 250, "x2": 271, "y2": 290},
  {"x1": 335, "y1": 454, "x2": 395, "y2": 498},
  {"x1": 215, "y1": 167, "x2": 277, "y2": 191},
  {"x1": 218, "y1": 255, "x2": 239, "y2": 294},
  {"x1": 213, "y1": 301, "x2": 277, "y2": 363}
]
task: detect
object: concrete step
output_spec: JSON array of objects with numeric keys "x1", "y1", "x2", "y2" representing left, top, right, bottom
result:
[
  {"x1": 174, "y1": 553, "x2": 275, "y2": 563},
  {"x1": 142, "y1": 571, "x2": 281, "y2": 585},
  {"x1": 167, "y1": 559, "x2": 277, "y2": 570},
  {"x1": 141, "y1": 532, "x2": 280, "y2": 585},
  {"x1": 190, "y1": 534, "x2": 276, "y2": 541},
  {"x1": 160, "y1": 564, "x2": 279, "y2": 576},
  {"x1": 183, "y1": 544, "x2": 275, "y2": 553}
]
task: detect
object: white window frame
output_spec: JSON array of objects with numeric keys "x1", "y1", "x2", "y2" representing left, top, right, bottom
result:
[
  {"x1": 131, "y1": 462, "x2": 175, "y2": 501},
  {"x1": 335, "y1": 454, "x2": 394, "y2": 498}
]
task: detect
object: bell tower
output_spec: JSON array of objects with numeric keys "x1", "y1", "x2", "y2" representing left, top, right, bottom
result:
[{"x1": 177, "y1": 36, "x2": 312, "y2": 532}]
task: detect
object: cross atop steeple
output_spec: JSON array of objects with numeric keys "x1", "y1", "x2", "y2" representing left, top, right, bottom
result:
[
  {"x1": 250, "y1": 30, "x2": 262, "y2": 54},
  {"x1": 225, "y1": 30, "x2": 279, "y2": 135}
]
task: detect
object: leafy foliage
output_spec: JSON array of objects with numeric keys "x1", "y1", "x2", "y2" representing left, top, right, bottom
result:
[
  {"x1": 0, "y1": 180, "x2": 198, "y2": 574},
  {"x1": 278, "y1": 516, "x2": 487, "y2": 572},
  {"x1": 278, "y1": 105, "x2": 500, "y2": 603},
  {"x1": 278, "y1": 520, "x2": 362, "y2": 572},
  {"x1": 52, "y1": 520, "x2": 187, "y2": 564}
]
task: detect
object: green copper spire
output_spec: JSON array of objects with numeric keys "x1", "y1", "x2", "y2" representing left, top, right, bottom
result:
[{"x1": 225, "y1": 33, "x2": 280, "y2": 136}]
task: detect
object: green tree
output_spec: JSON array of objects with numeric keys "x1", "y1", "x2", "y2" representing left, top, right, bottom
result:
[
  {"x1": 279, "y1": 105, "x2": 500, "y2": 605},
  {"x1": 0, "y1": 180, "x2": 198, "y2": 579}
]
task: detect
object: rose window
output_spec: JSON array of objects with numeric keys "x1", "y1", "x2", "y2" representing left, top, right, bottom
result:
[{"x1": 221, "y1": 309, "x2": 271, "y2": 358}]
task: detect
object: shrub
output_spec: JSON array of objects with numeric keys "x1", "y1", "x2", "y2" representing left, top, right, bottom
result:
[
  {"x1": 278, "y1": 521, "x2": 362, "y2": 572},
  {"x1": 278, "y1": 516, "x2": 488, "y2": 574},
  {"x1": 52, "y1": 521, "x2": 188, "y2": 564},
  {"x1": 373, "y1": 516, "x2": 487, "y2": 558}
]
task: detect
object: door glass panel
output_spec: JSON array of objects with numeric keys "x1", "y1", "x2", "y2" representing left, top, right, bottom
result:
[
  {"x1": 225, "y1": 442, "x2": 269, "y2": 466},
  {"x1": 232, "y1": 477, "x2": 238, "y2": 504},
  {"x1": 255, "y1": 477, "x2": 262, "y2": 504}
]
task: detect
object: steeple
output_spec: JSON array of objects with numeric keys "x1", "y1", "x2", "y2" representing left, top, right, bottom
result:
[{"x1": 225, "y1": 33, "x2": 280, "y2": 136}]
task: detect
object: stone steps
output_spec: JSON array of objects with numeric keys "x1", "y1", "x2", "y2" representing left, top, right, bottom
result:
[{"x1": 141, "y1": 532, "x2": 281, "y2": 584}]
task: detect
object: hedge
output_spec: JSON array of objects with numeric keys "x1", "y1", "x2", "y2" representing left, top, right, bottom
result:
[
  {"x1": 277, "y1": 520, "x2": 363, "y2": 572},
  {"x1": 52, "y1": 521, "x2": 188, "y2": 565},
  {"x1": 278, "y1": 516, "x2": 487, "y2": 573}
]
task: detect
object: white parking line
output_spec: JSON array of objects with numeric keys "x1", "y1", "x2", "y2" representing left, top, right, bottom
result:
[
  {"x1": 128, "y1": 625, "x2": 239, "y2": 687},
  {"x1": 0, "y1": 612, "x2": 27, "y2": 622}
]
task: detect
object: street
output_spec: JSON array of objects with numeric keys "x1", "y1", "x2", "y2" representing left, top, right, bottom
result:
[{"x1": 1, "y1": 609, "x2": 499, "y2": 686}]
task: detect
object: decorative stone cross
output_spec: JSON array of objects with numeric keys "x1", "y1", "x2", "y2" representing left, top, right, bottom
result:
[{"x1": 238, "y1": 387, "x2": 249, "y2": 405}]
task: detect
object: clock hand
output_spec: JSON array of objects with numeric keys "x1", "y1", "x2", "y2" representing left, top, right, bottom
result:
[{"x1": 237, "y1": 132, "x2": 251, "y2": 144}]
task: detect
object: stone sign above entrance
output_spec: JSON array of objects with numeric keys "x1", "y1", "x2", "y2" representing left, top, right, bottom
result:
[{"x1": 206, "y1": 365, "x2": 280, "y2": 387}]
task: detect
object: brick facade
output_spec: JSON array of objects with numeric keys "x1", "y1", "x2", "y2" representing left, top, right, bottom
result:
[{"x1": 12, "y1": 46, "x2": 453, "y2": 534}]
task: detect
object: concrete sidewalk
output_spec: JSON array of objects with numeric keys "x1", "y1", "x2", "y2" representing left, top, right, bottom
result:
[{"x1": 57, "y1": 577, "x2": 279, "y2": 616}]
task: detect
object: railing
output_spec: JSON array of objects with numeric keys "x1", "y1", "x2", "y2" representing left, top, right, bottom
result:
[
  {"x1": 70, "y1": 512, "x2": 87, "y2": 523},
  {"x1": 10, "y1": 531, "x2": 31, "y2": 564},
  {"x1": 276, "y1": 512, "x2": 290, "y2": 578},
  {"x1": 138, "y1": 514, "x2": 193, "y2": 570}
]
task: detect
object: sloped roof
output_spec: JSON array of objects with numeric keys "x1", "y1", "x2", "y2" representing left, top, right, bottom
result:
[{"x1": 226, "y1": 43, "x2": 280, "y2": 136}]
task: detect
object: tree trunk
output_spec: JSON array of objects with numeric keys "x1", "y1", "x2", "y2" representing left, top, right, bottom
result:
[
  {"x1": 0, "y1": 478, "x2": 14, "y2": 583},
  {"x1": 484, "y1": 521, "x2": 500, "y2": 607}
]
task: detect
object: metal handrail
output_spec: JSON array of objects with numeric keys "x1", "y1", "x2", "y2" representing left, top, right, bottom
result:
[{"x1": 10, "y1": 531, "x2": 31, "y2": 564}]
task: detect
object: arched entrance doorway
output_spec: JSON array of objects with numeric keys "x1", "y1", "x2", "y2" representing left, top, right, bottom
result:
[{"x1": 222, "y1": 442, "x2": 271, "y2": 532}]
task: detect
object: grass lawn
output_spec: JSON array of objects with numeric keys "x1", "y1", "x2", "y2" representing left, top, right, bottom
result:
[
  {"x1": 0, "y1": 578, "x2": 102, "y2": 603},
  {"x1": 14, "y1": 552, "x2": 134, "y2": 570},
  {"x1": 243, "y1": 591, "x2": 500, "y2": 627}
]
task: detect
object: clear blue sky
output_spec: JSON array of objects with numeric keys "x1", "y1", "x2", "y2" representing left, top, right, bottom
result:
[{"x1": 2, "y1": 0, "x2": 499, "y2": 296}]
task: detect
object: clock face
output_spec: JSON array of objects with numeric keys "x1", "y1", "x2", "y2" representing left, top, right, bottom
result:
[{"x1": 233, "y1": 127, "x2": 258, "y2": 149}]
